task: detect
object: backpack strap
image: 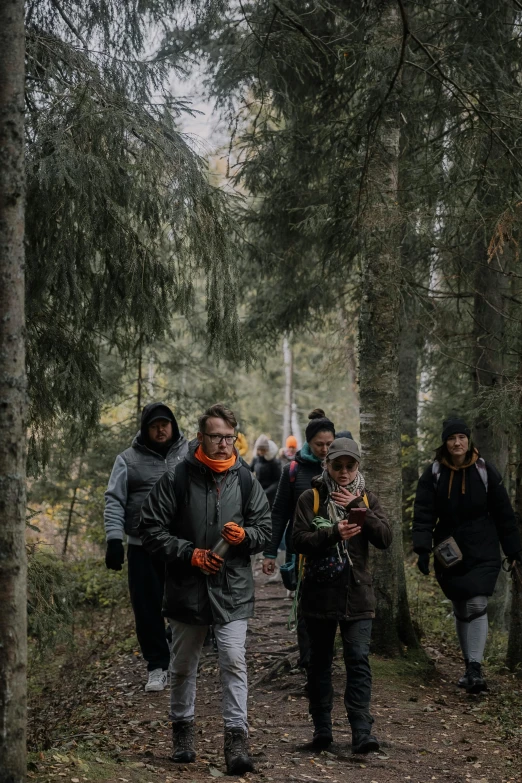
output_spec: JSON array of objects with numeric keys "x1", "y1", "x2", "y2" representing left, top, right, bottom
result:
[
  {"x1": 172, "y1": 460, "x2": 189, "y2": 507},
  {"x1": 362, "y1": 493, "x2": 369, "y2": 509},
  {"x1": 312, "y1": 488, "x2": 320, "y2": 515},
  {"x1": 475, "y1": 458, "x2": 489, "y2": 492},
  {"x1": 289, "y1": 460, "x2": 298, "y2": 483},
  {"x1": 237, "y1": 463, "x2": 254, "y2": 519},
  {"x1": 432, "y1": 460, "x2": 441, "y2": 489}
]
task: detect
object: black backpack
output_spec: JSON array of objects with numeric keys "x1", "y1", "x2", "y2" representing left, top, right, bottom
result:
[{"x1": 172, "y1": 458, "x2": 254, "y2": 518}]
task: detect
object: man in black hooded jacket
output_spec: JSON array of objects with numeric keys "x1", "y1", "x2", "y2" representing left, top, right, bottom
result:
[{"x1": 104, "y1": 402, "x2": 188, "y2": 691}]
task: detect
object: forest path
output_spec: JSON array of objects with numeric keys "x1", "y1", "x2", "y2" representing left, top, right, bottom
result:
[{"x1": 31, "y1": 561, "x2": 522, "y2": 783}]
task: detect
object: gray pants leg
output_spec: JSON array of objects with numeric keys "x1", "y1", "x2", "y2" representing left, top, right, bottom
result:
[
  {"x1": 452, "y1": 596, "x2": 488, "y2": 663},
  {"x1": 213, "y1": 620, "x2": 249, "y2": 731},
  {"x1": 168, "y1": 619, "x2": 248, "y2": 731}
]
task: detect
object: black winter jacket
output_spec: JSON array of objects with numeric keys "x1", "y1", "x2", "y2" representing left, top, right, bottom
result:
[
  {"x1": 413, "y1": 459, "x2": 521, "y2": 600},
  {"x1": 292, "y1": 478, "x2": 392, "y2": 621},
  {"x1": 263, "y1": 451, "x2": 323, "y2": 558},
  {"x1": 139, "y1": 442, "x2": 271, "y2": 624},
  {"x1": 250, "y1": 456, "x2": 282, "y2": 506}
]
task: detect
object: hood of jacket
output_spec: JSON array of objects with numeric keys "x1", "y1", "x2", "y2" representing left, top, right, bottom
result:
[{"x1": 140, "y1": 401, "x2": 180, "y2": 441}]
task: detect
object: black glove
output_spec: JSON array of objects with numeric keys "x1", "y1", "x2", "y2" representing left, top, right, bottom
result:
[
  {"x1": 417, "y1": 552, "x2": 430, "y2": 576},
  {"x1": 105, "y1": 539, "x2": 125, "y2": 571}
]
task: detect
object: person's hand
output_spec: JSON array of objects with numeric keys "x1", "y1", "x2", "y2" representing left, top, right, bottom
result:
[
  {"x1": 417, "y1": 552, "x2": 430, "y2": 575},
  {"x1": 511, "y1": 551, "x2": 522, "y2": 568},
  {"x1": 221, "y1": 522, "x2": 246, "y2": 545},
  {"x1": 331, "y1": 487, "x2": 360, "y2": 506},
  {"x1": 191, "y1": 548, "x2": 224, "y2": 574},
  {"x1": 338, "y1": 520, "x2": 361, "y2": 541},
  {"x1": 262, "y1": 558, "x2": 276, "y2": 575},
  {"x1": 105, "y1": 539, "x2": 124, "y2": 571}
]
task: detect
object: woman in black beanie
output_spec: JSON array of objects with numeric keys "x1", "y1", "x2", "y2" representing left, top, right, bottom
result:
[{"x1": 412, "y1": 417, "x2": 522, "y2": 693}]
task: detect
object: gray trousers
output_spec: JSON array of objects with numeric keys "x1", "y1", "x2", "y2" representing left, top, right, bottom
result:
[
  {"x1": 452, "y1": 596, "x2": 488, "y2": 663},
  {"x1": 168, "y1": 618, "x2": 248, "y2": 731}
]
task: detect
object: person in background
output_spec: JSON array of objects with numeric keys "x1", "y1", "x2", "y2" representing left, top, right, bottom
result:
[
  {"x1": 413, "y1": 417, "x2": 522, "y2": 693},
  {"x1": 335, "y1": 430, "x2": 353, "y2": 440},
  {"x1": 293, "y1": 437, "x2": 392, "y2": 753},
  {"x1": 262, "y1": 409, "x2": 336, "y2": 669},
  {"x1": 235, "y1": 431, "x2": 249, "y2": 458},
  {"x1": 279, "y1": 434, "x2": 298, "y2": 466},
  {"x1": 139, "y1": 403, "x2": 271, "y2": 775},
  {"x1": 104, "y1": 402, "x2": 188, "y2": 692},
  {"x1": 250, "y1": 434, "x2": 282, "y2": 507}
]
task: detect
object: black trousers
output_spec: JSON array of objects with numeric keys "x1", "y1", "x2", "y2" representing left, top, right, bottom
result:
[
  {"x1": 305, "y1": 617, "x2": 373, "y2": 732},
  {"x1": 127, "y1": 544, "x2": 170, "y2": 672}
]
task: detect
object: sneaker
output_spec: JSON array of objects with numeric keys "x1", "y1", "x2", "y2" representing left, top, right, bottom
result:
[
  {"x1": 171, "y1": 720, "x2": 196, "y2": 763},
  {"x1": 144, "y1": 668, "x2": 168, "y2": 692},
  {"x1": 465, "y1": 662, "x2": 487, "y2": 694},
  {"x1": 224, "y1": 728, "x2": 254, "y2": 775},
  {"x1": 352, "y1": 731, "x2": 380, "y2": 754}
]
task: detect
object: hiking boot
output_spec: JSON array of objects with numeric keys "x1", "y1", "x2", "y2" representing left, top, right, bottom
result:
[
  {"x1": 465, "y1": 662, "x2": 487, "y2": 694},
  {"x1": 312, "y1": 726, "x2": 333, "y2": 749},
  {"x1": 144, "y1": 668, "x2": 168, "y2": 692},
  {"x1": 352, "y1": 731, "x2": 380, "y2": 754},
  {"x1": 224, "y1": 727, "x2": 254, "y2": 775},
  {"x1": 171, "y1": 720, "x2": 196, "y2": 763},
  {"x1": 457, "y1": 659, "x2": 470, "y2": 688}
]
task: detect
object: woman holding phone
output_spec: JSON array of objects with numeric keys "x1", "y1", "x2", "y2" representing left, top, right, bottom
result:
[{"x1": 292, "y1": 438, "x2": 392, "y2": 754}]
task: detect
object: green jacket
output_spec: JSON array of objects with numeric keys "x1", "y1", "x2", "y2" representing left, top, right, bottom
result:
[{"x1": 139, "y1": 442, "x2": 271, "y2": 625}]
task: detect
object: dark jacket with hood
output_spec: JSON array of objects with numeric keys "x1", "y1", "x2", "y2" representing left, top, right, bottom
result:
[
  {"x1": 292, "y1": 477, "x2": 392, "y2": 621},
  {"x1": 104, "y1": 402, "x2": 188, "y2": 543},
  {"x1": 250, "y1": 455, "x2": 282, "y2": 506},
  {"x1": 413, "y1": 457, "x2": 521, "y2": 600},
  {"x1": 138, "y1": 441, "x2": 272, "y2": 625},
  {"x1": 263, "y1": 450, "x2": 323, "y2": 558}
]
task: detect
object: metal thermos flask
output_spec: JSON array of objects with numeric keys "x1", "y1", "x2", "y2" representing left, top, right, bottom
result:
[{"x1": 200, "y1": 536, "x2": 230, "y2": 574}]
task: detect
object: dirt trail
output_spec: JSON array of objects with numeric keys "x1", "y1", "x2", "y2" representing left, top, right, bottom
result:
[{"x1": 31, "y1": 561, "x2": 522, "y2": 783}]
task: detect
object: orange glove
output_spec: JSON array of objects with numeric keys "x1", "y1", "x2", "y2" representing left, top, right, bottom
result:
[
  {"x1": 191, "y1": 548, "x2": 224, "y2": 574},
  {"x1": 221, "y1": 522, "x2": 246, "y2": 546}
]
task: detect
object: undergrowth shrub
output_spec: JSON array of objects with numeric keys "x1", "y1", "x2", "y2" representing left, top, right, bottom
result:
[{"x1": 27, "y1": 545, "x2": 127, "y2": 658}]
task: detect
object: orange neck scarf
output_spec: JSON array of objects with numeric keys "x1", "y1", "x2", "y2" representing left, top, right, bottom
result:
[{"x1": 195, "y1": 445, "x2": 237, "y2": 473}]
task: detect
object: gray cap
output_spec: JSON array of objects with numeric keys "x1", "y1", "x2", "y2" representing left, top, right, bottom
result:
[{"x1": 327, "y1": 437, "x2": 361, "y2": 462}]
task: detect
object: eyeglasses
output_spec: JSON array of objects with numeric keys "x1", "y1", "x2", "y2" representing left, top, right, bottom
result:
[
  {"x1": 204, "y1": 433, "x2": 238, "y2": 445},
  {"x1": 331, "y1": 461, "x2": 357, "y2": 472}
]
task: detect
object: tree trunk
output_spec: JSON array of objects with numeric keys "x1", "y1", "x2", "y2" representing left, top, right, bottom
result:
[
  {"x1": 0, "y1": 0, "x2": 27, "y2": 779},
  {"x1": 399, "y1": 294, "x2": 419, "y2": 539},
  {"x1": 506, "y1": 335, "x2": 522, "y2": 671},
  {"x1": 282, "y1": 335, "x2": 293, "y2": 444},
  {"x1": 359, "y1": 2, "x2": 419, "y2": 655}
]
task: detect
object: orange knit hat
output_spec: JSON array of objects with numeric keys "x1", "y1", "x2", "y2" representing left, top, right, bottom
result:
[{"x1": 286, "y1": 435, "x2": 298, "y2": 449}]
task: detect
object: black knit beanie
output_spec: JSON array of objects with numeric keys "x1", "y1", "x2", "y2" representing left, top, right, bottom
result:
[
  {"x1": 441, "y1": 417, "x2": 471, "y2": 442},
  {"x1": 305, "y1": 409, "x2": 335, "y2": 443}
]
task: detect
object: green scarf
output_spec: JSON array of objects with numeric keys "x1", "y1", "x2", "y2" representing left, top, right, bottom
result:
[{"x1": 300, "y1": 442, "x2": 322, "y2": 463}]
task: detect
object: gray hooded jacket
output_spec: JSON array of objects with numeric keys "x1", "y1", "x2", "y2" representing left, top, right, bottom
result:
[
  {"x1": 104, "y1": 403, "x2": 188, "y2": 545},
  {"x1": 139, "y1": 441, "x2": 271, "y2": 625}
]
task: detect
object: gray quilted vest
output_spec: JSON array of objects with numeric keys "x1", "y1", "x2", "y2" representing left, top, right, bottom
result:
[{"x1": 121, "y1": 435, "x2": 188, "y2": 537}]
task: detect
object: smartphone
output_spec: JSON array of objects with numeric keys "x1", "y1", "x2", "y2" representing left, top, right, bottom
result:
[{"x1": 348, "y1": 508, "x2": 367, "y2": 526}]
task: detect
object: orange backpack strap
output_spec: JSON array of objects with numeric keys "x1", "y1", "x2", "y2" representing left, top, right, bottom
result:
[{"x1": 312, "y1": 488, "x2": 320, "y2": 515}]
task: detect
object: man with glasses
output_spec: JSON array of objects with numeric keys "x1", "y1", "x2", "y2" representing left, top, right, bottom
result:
[{"x1": 139, "y1": 403, "x2": 271, "y2": 775}]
